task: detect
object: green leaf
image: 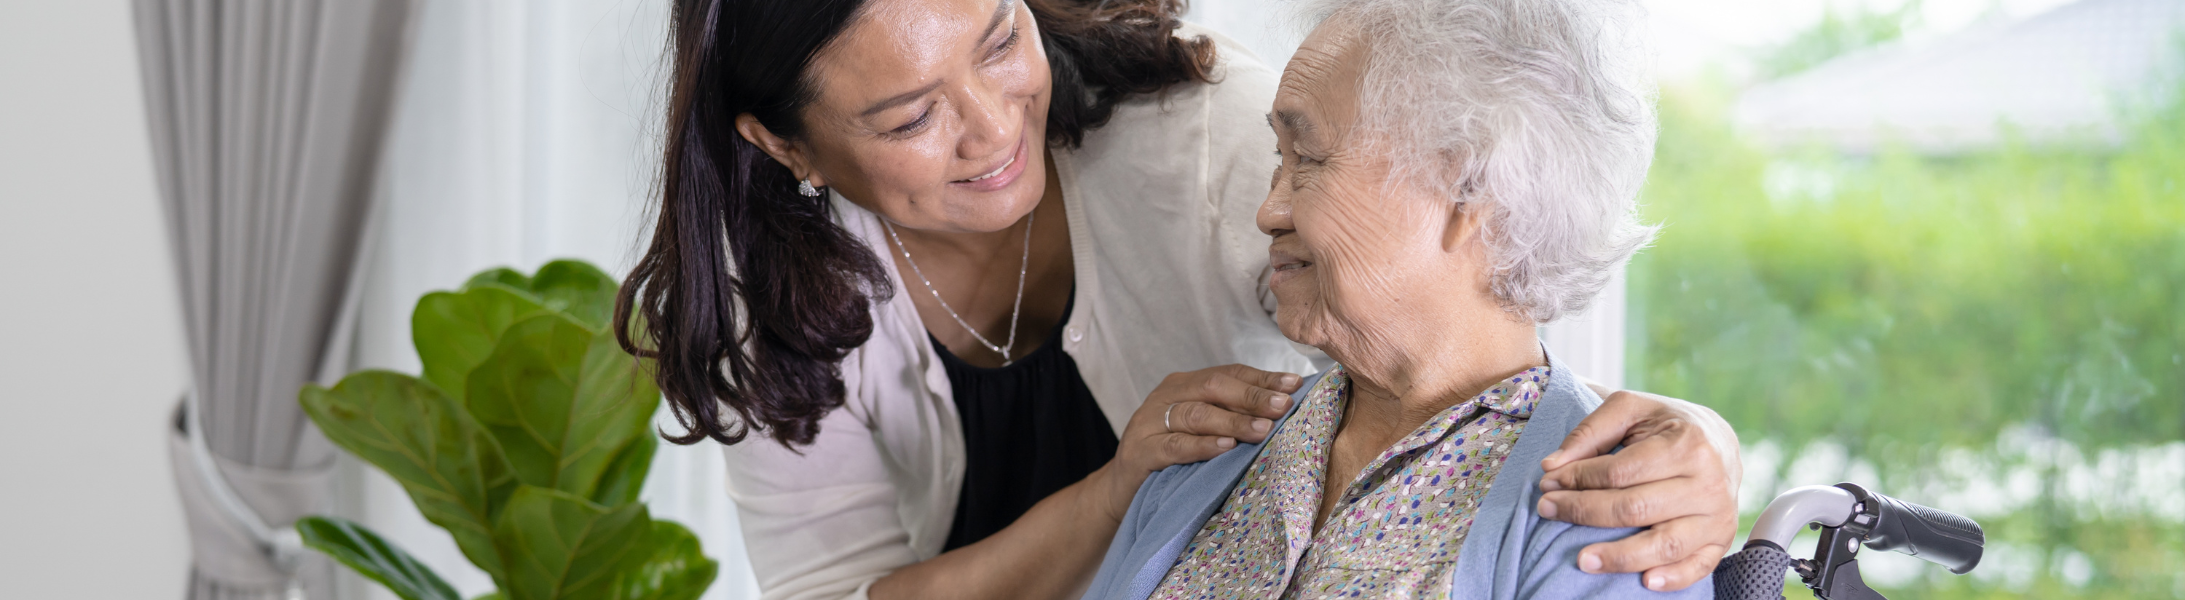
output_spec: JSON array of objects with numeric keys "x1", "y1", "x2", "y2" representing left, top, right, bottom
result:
[
  {"x1": 300, "y1": 373, "x2": 516, "y2": 580},
  {"x1": 493, "y1": 486, "x2": 656, "y2": 600},
  {"x1": 611, "y1": 521, "x2": 718, "y2": 600},
  {"x1": 296, "y1": 515, "x2": 462, "y2": 600},
  {"x1": 465, "y1": 315, "x2": 658, "y2": 499},
  {"x1": 470, "y1": 594, "x2": 506, "y2": 600},
  {"x1": 314, "y1": 260, "x2": 700, "y2": 599},
  {"x1": 590, "y1": 428, "x2": 657, "y2": 507},
  {"x1": 464, "y1": 268, "x2": 532, "y2": 292},
  {"x1": 414, "y1": 285, "x2": 553, "y2": 404},
  {"x1": 572, "y1": 323, "x2": 661, "y2": 505},
  {"x1": 528, "y1": 260, "x2": 619, "y2": 331}
]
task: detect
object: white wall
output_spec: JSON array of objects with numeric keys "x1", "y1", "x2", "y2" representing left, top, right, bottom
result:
[{"x1": 0, "y1": 1, "x2": 194, "y2": 598}]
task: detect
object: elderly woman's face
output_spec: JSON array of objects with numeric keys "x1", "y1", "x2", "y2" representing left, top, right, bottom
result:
[{"x1": 1258, "y1": 23, "x2": 1491, "y2": 361}]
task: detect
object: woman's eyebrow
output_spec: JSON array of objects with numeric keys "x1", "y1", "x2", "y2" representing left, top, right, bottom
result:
[
  {"x1": 1272, "y1": 109, "x2": 1317, "y2": 142},
  {"x1": 979, "y1": 0, "x2": 1018, "y2": 49},
  {"x1": 862, "y1": 80, "x2": 945, "y2": 118},
  {"x1": 858, "y1": 0, "x2": 1017, "y2": 119}
]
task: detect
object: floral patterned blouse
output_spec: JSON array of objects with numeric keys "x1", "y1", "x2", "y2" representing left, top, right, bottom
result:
[{"x1": 1149, "y1": 364, "x2": 1550, "y2": 600}]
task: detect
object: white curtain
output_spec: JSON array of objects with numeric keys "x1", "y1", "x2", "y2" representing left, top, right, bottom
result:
[
  {"x1": 334, "y1": 0, "x2": 759, "y2": 598},
  {"x1": 131, "y1": 1, "x2": 415, "y2": 598}
]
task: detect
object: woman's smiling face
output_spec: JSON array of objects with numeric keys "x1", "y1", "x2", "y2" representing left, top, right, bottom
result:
[
  {"x1": 1258, "y1": 21, "x2": 1494, "y2": 367},
  {"x1": 747, "y1": 0, "x2": 1053, "y2": 234}
]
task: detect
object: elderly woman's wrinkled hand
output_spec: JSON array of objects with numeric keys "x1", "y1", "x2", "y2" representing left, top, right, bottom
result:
[{"x1": 1537, "y1": 390, "x2": 1743, "y2": 591}]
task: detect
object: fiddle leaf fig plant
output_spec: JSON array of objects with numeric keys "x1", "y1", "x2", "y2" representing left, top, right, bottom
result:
[{"x1": 297, "y1": 260, "x2": 715, "y2": 600}]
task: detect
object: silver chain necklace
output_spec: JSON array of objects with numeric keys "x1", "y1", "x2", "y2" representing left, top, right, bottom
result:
[{"x1": 883, "y1": 210, "x2": 1035, "y2": 366}]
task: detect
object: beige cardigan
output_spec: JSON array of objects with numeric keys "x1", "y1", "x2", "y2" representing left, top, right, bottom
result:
[{"x1": 720, "y1": 26, "x2": 1317, "y2": 600}]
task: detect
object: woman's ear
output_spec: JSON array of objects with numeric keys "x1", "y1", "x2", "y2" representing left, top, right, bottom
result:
[
  {"x1": 734, "y1": 113, "x2": 826, "y2": 187},
  {"x1": 1440, "y1": 198, "x2": 1486, "y2": 254}
]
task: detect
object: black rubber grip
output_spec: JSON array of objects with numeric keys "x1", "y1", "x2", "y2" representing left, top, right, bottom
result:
[
  {"x1": 1861, "y1": 490, "x2": 1986, "y2": 574},
  {"x1": 1713, "y1": 543, "x2": 1794, "y2": 600}
]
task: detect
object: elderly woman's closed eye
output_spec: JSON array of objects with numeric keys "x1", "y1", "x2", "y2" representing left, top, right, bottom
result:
[{"x1": 1083, "y1": 0, "x2": 1701, "y2": 598}]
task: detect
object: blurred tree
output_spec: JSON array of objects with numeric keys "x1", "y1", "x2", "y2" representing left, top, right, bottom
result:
[
  {"x1": 1754, "y1": 1, "x2": 1922, "y2": 80},
  {"x1": 1631, "y1": 52, "x2": 2185, "y2": 600}
]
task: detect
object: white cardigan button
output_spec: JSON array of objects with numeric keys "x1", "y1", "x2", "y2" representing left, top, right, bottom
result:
[{"x1": 1067, "y1": 327, "x2": 1083, "y2": 343}]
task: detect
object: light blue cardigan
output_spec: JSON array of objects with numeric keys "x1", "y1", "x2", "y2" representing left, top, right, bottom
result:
[{"x1": 1081, "y1": 351, "x2": 1712, "y2": 600}]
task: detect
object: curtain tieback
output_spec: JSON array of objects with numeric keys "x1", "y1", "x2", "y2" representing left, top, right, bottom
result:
[{"x1": 169, "y1": 393, "x2": 332, "y2": 588}]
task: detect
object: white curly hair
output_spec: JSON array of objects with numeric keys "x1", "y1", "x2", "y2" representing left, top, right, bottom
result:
[{"x1": 1307, "y1": 0, "x2": 1660, "y2": 323}]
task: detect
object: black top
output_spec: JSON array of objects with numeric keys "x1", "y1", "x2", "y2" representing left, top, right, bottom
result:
[{"x1": 934, "y1": 291, "x2": 1119, "y2": 550}]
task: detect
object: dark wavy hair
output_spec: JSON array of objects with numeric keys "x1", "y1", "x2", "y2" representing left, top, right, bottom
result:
[{"x1": 616, "y1": 0, "x2": 1217, "y2": 447}]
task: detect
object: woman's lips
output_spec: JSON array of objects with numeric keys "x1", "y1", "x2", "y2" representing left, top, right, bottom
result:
[
  {"x1": 1268, "y1": 245, "x2": 1313, "y2": 287},
  {"x1": 966, "y1": 153, "x2": 1015, "y2": 182},
  {"x1": 952, "y1": 136, "x2": 1028, "y2": 193}
]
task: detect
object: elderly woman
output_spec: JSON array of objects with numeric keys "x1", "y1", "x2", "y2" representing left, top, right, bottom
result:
[{"x1": 1082, "y1": 0, "x2": 1707, "y2": 598}]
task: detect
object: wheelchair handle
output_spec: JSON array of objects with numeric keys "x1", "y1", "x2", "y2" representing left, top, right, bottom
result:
[
  {"x1": 1747, "y1": 485, "x2": 1858, "y2": 549},
  {"x1": 1744, "y1": 483, "x2": 1984, "y2": 574},
  {"x1": 1838, "y1": 483, "x2": 1985, "y2": 574}
]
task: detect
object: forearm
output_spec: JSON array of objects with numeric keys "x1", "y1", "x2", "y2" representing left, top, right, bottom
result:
[{"x1": 871, "y1": 463, "x2": 1132, "y2": 600}]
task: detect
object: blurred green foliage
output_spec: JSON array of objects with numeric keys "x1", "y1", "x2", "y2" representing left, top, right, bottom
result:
[
  {"x1": 1629, "y1": 53, "x2": 2185, "y2": 600},
  {"x1": 1754, "y1": 1, "x2": 1921, "y2": 80}
]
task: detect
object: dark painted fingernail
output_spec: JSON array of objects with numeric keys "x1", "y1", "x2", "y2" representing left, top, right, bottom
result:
[
  {"x1": 1579, "y1": 552, "x2": 1602, "y2": 574},
  {"x1": 1253, "y1": 418, "x2": 1272, "y2": 433},
  {"x1": 1537, "y1": 498, "x2": 1558, "y2": 519}
]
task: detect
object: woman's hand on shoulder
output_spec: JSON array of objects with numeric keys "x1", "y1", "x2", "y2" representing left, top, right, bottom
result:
[
  {"x1": 1095, "y1": 364, "x2": 1303, "y2": 519},
  {"x1": 1536, "y1": 387, "x2": 1743, "y2": 593}
]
